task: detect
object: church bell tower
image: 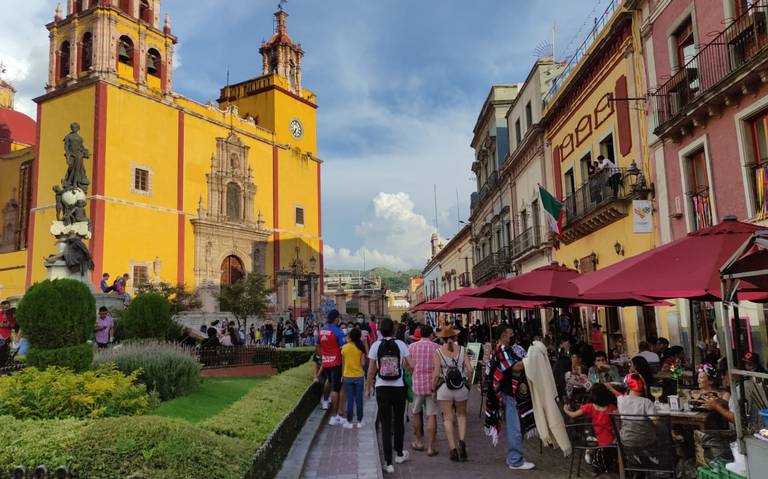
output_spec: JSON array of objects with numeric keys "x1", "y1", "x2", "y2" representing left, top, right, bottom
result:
[
  {"x1": 45, "y1": 0, "x2": 176, "y2": 96},
  {"x1": 259, "y1": 5, "x2": 304, "y2": 95}
]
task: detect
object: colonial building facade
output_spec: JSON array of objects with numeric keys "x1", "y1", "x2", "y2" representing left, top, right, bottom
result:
[{"x1": 0, "y1": 0, "x2": 323, "y2": 313}]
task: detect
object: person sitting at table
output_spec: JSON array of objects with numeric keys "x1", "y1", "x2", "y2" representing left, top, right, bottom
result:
[
  {"x1": 629, "y1": 355, "x2": 655, "y2": 399},
  {"x1": 634, "y1": 341, "x2": 660, "y2": 366},
  {"x1": 588, "y1": 351, "x2": 621, "y2": 385},
  {"x1": 609, "y1": 337, "x2": 628, "y2": 364},
  {"x1": 692, "y1": 363, "x2": 730, "y2": 404},
  {"x1": 611, "y1": 374, "x2": 657, "y2": 447},
  {"x1": 565, "y1": 351, "x2": 592, "y2": 404}
]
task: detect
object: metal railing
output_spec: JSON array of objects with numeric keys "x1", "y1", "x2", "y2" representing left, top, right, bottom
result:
[
  {"x1": 651, "y1": 2, "x2": 768, "y2": 127},
  {"x1": 198, "y1": 345, "x2": 276, "y2": 368},
  {"x1": 511, "y1": 224, "x2": 542, "y2": 258},
  {"x1": 478, "y1": 170, "x2": 499, "y2": 205},
  {"x1": 564, "y1": 168, "x2": 630, "y2": 224},
  {"x1": 544, "y1": 0, "x2": 624, "y2": 104},
  {"x1": 688, "y1": 187, "x2": 714, "y2": 231},
  {"x1": 472, "y1": 253, "x2": 500, "y2": 285}
]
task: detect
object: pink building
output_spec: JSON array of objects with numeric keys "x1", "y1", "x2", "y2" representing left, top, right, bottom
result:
[{"x1": 640, "y1": 0, "x2": 768, "y2": 241}]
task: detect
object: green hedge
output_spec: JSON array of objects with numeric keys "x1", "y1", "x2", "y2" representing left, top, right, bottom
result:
[
  {"x1": 0, "y1": 362, "x2": 317, "y2": 478},
  {"x1": 120, "y1": 293, "x2": 174, "y2": 340},
  {"x1": 26, "y1": 343, "x2": 94, "y2": 372},
  {"x1": 0, "y1": 416, "x2": 252, "y2": 479},
  {"x1": 271, "y1": 347, "x2": 315, "y2": 373}
]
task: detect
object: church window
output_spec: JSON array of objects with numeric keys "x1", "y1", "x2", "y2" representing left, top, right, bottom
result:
[
  {"x1": 139, "y1": 0, "x2": 152, "y2": 23},
  {"x1": 226, "y1": 182, "x2": 242, "y2": 222},
  {"x1": 59, "y1": 41, "x2": 71, "y2": 80},
  {"x1": 147, "y1": 48, "x2": 161, "y2": 77},
  {"x1": 119, "y1": 0, "x2": 132, "y2": 14},
  {"x1": 295, "y1": 206, "x2": 305, "y2": 226},
  {"x1": 73, "y1": 0, "x2": 83, "y2": 14},
  {"x1": 132, "y1": 265, "x2": 149, "y2": 288},
  {"x1": 118, "y1": 36, "x2": 134, "y2": 66},
  {"x1": 81, "y1": 32, "x2": 93, "y2": 72}
]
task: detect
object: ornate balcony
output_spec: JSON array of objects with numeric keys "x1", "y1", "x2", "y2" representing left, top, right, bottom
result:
[
  {"x1": 472, "y1": 246, "x2": 511, "y2": 286},
  {"x1": 651, "y1": 3, "x2": 768, "y2": 139},
  {"x1": 510, "y1": 224, "x2": 545, "y2": 261},
  {"x1": 561, "y1": 168, "x2": 632, "y2": 244}
]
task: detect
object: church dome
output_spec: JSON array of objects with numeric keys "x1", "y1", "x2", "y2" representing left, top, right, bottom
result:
[{"x1": 0, "y1": 103, "x2": 36, "y2": 153}]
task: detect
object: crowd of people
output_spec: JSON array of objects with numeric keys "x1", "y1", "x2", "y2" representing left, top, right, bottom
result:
[{"x1": 309, "y1": 307, "x2": 763, "y2": 476}]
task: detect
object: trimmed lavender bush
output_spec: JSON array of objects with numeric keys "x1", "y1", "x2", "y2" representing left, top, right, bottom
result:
[{"x1": 94, "y1": 340, "x2": 201, "y2": 401}]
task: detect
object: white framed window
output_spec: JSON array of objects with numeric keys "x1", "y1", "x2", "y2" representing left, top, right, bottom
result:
[
  {"x1": 295, "y1": 206, "x2": 305, "y2": 226},
  {"x1": 131, "y1": 164, "x2": 152, "y2": 195},
  {"x1": 678, "y1": 135, "x2": 718, "y2": 232},
  {"x1": 128, "y1": 261, "x2": 151, "y2": 291},
  {"x1": 734, "y1": 93, "x2": 768, "y2": 221}
]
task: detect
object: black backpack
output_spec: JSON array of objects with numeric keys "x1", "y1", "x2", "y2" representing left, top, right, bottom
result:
[
  {"x1": 376, "y1": 338, "x2": 402, "y2": 380},
  {"x1": 439, "y1": 347, "x2": 466, "y2": 390}
]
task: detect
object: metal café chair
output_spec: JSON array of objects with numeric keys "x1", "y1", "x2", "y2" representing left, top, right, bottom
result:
[
  {"x1": 610, "y1": 413, "x2": 677, "y2": 479},
  {"x1": 565, "y1": 416, "x2": 618, "y2": 478}
]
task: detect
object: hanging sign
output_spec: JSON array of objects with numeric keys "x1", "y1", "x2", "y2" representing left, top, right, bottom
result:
[{"x1": 632, "y1": 200, "x2": 653, "y2": 233}]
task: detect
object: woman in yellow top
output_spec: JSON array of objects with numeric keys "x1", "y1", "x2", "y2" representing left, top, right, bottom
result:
[{"x1": 341, "y1": 327, "x2": 368, "y2": 428}]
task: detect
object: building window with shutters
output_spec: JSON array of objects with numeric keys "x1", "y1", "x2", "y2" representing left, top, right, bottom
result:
[
  {"x1": 132, "y1": 264, "x2": 149, "y2": 289},
  {"x1": 684, "y1": 149, "x2": 713, "y2": 231},
  {"x1": 295, "y1": 206, "x2": 305, "y2": 226},
  {"x1": 131, "y1": 165, "x2": 152, "y2": 196},
  {"x1": 749, "y1": 109, "x2": 768, "y2": 219}
]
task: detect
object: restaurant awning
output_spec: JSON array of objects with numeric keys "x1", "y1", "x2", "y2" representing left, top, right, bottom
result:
[{"x1": 431, "y1": 295, "x2": 548, "y2": 313}]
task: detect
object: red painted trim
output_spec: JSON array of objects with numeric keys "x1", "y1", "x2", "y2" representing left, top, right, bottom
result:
[
  {"x1": 24, "y1": 103, "x2": 43, "y2": 288},
  {"x1": 177, "y1": 111, "x2": 185, "y2": 285},
  {"x1": 272, "y1": 145, "x2": 280, "y2": 277},
  {"x1": 317, "y1": 162, "x2": 323, "y2": 294},
  {"x1": 553, "y1": 146, "x2": 563, "y2": 200},
  {"x1": 90, "y1": 82, "x2": 107, "y2": 284},
  {"x1": 76, "y1": 42, "x2": 83, "y2": 76}
]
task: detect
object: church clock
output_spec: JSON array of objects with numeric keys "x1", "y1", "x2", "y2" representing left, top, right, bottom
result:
[{"x1": 289, "y1": 118, "x2": 304, "y2": 139}]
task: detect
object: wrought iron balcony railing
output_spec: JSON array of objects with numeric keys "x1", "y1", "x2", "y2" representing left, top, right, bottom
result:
[
  {"x1": 564, "y1": 168, "x2": 630, "y2": 225},
  {"x1": 651, "y1": 2, "x2": 768, "y2": 128},
  {"x1": 510, "y1": 224, "x2": 543, "y2": 258}
]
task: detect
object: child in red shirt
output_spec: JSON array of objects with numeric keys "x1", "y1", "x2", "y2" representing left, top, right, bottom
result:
[{"x1": 563, "y1": 383, "x2": 617, "y2": 474}]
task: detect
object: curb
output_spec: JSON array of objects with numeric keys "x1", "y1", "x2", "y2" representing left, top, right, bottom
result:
[{"x1": 276, "y1": 403, "x2": 326, "y2": 479}]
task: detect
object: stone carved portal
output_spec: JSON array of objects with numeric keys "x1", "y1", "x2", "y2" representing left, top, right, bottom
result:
[{"x1": 192, "y1": 133, "x2": 270, "y2": 294}]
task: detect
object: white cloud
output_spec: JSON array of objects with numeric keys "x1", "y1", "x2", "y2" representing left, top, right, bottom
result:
[{"x1": 325, "y1": 192, "x2": 440, "y2": 271}]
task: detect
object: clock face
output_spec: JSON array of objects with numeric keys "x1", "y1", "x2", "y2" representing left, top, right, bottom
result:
[{"x1": 289, "y1": 119, "x2": 304, "y2": 139}]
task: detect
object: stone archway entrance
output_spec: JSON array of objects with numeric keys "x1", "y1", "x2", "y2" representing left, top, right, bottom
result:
[{"x1": 220, "y1": 255, "x2": 245, "y2": 285}]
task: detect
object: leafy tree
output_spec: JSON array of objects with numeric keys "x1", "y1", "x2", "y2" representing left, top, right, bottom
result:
[
  {"x1": 136, "y1": 282, "x2": 202, "y2": 315},
  {"x1": 218, "y1": 273, "x2": 272, "y2": 331}
]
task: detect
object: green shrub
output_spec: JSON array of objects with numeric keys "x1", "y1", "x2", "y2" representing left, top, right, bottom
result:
[
  {"x1": 0, "y1": 415, "x2": 252, "y2": 479},
  {"x1": 17, "y1": 279, "x2": 95, "y2": 348},
  {"x1": 16, "y1": 279, "x2": 96, "y2": 370},
  {"x1": 272, "y1": 346, "x2": 314, "y2": 372},
  {"x1": 26, "y1": 343, "x2": 93, "y2": 372},
  {"x1": 120, "y1": 293, "x2": 174, "y2": 340},
  {"x1": 0, "y1": 365, "x2": 156, "y2": 419},
  {"x1": 201, "y1": 362, "x2": 314, "y2": 446},
  {"x1": 94, "y1": 340, "x2": 201, "y2": 401}
]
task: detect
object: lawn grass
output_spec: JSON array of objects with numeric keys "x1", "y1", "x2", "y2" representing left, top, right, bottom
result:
[{"x1": 153, "y1": 377, "x2": 265, "y2": 423}]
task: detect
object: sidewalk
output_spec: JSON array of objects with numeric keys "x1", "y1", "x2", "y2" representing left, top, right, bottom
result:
[
  {"x1": 298, "y1": 388, "x2": 619, "y2": 478},
  {"x1": 379, "y1": 389, "x2": 576, "y2": 479},
  {"x1": 300, "y1": 396, "x2": 382, "y2": 479}
]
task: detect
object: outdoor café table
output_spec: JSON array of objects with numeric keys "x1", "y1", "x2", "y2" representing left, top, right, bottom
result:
[{"x1": 655, "y1": 403, "x2": 709, "y2": 429}]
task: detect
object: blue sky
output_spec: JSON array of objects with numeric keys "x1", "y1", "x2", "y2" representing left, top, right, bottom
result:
[{"x1": 0, "y1": 0, "x2": 611, "y2": 271}]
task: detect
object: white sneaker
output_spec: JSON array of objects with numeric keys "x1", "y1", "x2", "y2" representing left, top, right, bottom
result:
[
  {"x1": 395, "y1": 450, "x2": 409, "y2": 464},
  {"x1": 342, "y1": 421, "x2": 354, "y2": 429},
  {"x1": 356, "y1": 420, "x2": 365, "y2": 429},
  {"x1": 383, "y1": 465, "x2": 395, "y2": 474},
  {"x1": 508, "y1": 461, "x2": 535, "y2": 470},
  {"x1": 320, "y1": 400, "x2": 329, "y2": 410},
  {"x1": 328, "y1": 416, "x2": 342, "y2": 426}
]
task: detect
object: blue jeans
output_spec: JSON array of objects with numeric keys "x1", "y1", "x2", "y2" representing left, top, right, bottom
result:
[
  {"x1": 504, "y1": 395, "x2": 525, "y2": 467},
  {"x1": 344, "y1": 377, "x2": 364, "y2": 422}
]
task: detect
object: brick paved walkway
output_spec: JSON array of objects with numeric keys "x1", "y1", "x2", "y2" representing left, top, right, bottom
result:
[{"x1": 300, "y1": 388, "x2": 620, "y2": 479}]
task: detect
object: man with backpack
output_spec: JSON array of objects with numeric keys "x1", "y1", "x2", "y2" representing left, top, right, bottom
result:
[
  {"x1": 317, "y1": 309, "x2": 347, "y2": 426},
  {"x1": 366, "y1": 318, "x2": 412, "y2": 474}
]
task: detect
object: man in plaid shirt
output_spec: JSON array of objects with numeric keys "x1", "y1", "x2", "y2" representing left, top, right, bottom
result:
[{"x1": 408, "y1": 324, "x2": 440, "y2": 455}]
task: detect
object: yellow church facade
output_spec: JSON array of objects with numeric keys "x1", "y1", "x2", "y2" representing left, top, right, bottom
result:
[{"x1": 0, "y1": 0, "x2": 323, "y2": 313}]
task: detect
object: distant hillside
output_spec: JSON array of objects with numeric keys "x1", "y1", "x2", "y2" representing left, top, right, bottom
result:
[{"x1": 325, "y1": 267, "x2": 419, "y2": 292}]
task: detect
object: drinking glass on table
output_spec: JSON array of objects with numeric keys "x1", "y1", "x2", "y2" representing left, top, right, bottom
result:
[{"x1": 650, "y1": 386, "x2": 663, "y2": 406}]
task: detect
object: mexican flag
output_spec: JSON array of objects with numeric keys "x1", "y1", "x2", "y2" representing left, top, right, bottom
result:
[{"x1": 539, "y1": 186, "x2": 563, "y2": 236}]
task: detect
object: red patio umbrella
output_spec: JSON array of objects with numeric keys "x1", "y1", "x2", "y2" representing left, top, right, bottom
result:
[
  {"x1": 410, "y1": 287, "x2": 478, "y2": 312},
  {"x1": 473, "y1": 263, "x2": 659, "y2": 306},
  {"x1": 432, "y1": 295, "x2": 548, "y2": 313},
  {"x1": 571, "y1": 218, "x2": 768, "y2": 301}
]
